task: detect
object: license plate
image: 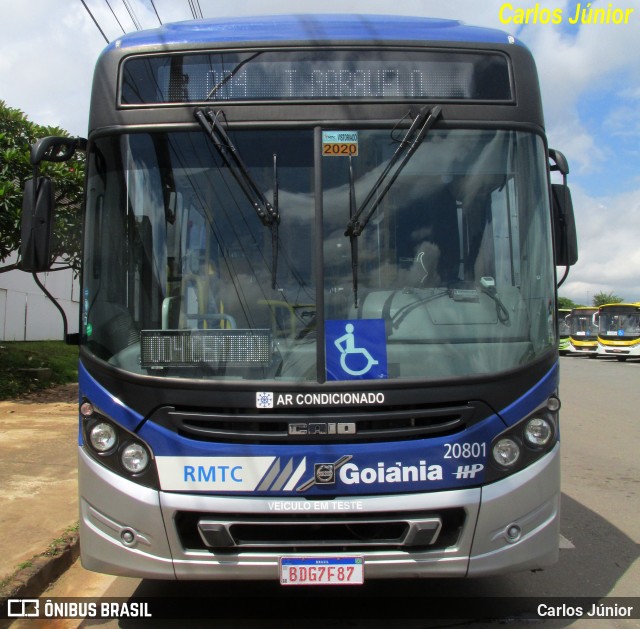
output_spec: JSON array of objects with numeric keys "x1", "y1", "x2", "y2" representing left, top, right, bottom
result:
[{"x1": 279, "y1": 556, "x2": 364, "y2": 585}]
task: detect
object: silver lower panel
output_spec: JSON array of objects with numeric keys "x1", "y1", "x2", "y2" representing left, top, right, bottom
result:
[{"x1": 78, "y1": 444, "x2": 560, "y2": 580}]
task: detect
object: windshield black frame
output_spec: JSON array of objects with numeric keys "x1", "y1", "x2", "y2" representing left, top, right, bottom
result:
[{"x1": 81, "y1": 123, "x2": 556, "y2": 384}]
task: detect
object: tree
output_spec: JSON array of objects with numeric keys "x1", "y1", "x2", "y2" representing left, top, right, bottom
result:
[
  {"x1": 0, "y1": 100, "x2": 84, "y2": 274},
  {"x1": 592, "y1": 291, "x2": 624, "y2": 307},
  {"x1": 558, "y1": 296, "x2": 579, "y2": 310}
]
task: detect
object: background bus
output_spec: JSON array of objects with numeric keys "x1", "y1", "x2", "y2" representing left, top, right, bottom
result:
[
  {"x1": 597, "y1": 303, "x2": 640, "y2": 361},
  {"x1": 568, "y1": 306, "x2": 598, "y2": 357},
  {"x1": 558, "y1": 308, "x2": 571, "y2": 355},
  {"x1": 21, "y1": 14, "x2": 577, "y2": 583}
]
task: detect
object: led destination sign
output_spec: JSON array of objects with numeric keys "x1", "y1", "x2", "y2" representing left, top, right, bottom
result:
[{"x1": 121, "y1": 50, "x2": 512, "y2": 104}]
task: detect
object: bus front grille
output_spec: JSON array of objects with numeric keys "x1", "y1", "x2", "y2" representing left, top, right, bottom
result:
[
  {"x1": 174, "y1": 509, "x2": 465, "y2": 552},
  {"x1": 151, "y1": 402, "x2": 483, "y2": 444}
]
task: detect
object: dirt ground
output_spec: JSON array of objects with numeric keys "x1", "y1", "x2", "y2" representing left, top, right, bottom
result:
[
  {"x1": 0, "y1": 383, "x2": 79, "y2": 581},
  {"x1": 3, "y1": 382, "x2": 79, "y2": 405}
]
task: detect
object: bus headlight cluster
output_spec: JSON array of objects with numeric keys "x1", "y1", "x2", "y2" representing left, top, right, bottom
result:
[
  {"x1": 81, "y1": 399, "x2": 157, "y2": 488},
  {"x1": 89, "y1": 422, "x2": 118, "y2": 452},
  {"x1": 86, "y1": 420, "x2": 151, "y2": 474},
  {"x1": 121, "y1": 443, "x2": 150, "y2": 473},
  {"x1": 493, "y1": 438, "x2": 520, "y2": 467},
  {"x1": 487, "y1": 397, "x2": 559, "y2": 480},
  {"x1": 523, "y1": 417, "x2": 553, "y2": 447}
]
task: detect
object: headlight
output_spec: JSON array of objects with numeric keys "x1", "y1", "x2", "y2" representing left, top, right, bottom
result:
[
  {"x1": 80, "y1": 401, "x2": 95, "y2": 417},
  {"x1": 486, "y1": 397, "x2": 559, "y2": 483},
  {"x1": 89, "y1": 422, "x2": 117, "y2": 452},
  {"x1": 492, "y1": 438, "x2": 520, "y2": 467},
  {"x1": 546, "y1": 396, "x2": 561, "y2": 412},
  {"x1": 121, "y1": 442, "x2": 150, "y2": 474},
  {"x1": 81, "y1": 400, "x2": 158, "y2": 489},
  {"x1": 524, "y1": 417, "x2": 553, "y2": 447}
]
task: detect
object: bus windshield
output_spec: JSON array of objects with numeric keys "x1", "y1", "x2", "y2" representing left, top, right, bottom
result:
[
  {"x1": 570, "y1": 308, "x2": 599, "y2": 338},
  {"x1": 557, "y1": 309, "x2": 571, "y2": 338},
  {"x1": 83, "y1": 126, "x2": 554, "y2": 382},
  {"x1": 599, "y1": 306, "x2": 640, "y2": 339}
]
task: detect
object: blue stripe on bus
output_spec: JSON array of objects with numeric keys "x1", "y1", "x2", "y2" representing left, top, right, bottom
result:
[
  {"x1": 105, "y1": 14, "x2": 520, "y2": 51},
  {"x1": 495, "y1": 363, "x2": 559, "y2": 427},
  {"x1": 79, "y1": 361, "x2": 145, "y2": 433},
  {"x1": 78, "y1": 359, "x2": 558, "y2": 495}
]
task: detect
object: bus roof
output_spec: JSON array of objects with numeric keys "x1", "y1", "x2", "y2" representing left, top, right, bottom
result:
[
  {"x1": 90, "y1": 13, "x2": 541, "y2": 132},
  {"x1": 106, "y1": 14, "x2": 521, "y2": 51}
]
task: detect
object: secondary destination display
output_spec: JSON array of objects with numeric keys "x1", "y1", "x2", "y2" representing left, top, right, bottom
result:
[{"x1": 121, "y1": 49, "x2": 512, "y2": 104}]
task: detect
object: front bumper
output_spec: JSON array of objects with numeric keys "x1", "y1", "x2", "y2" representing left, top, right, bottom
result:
[{"x1": 79, "y1": 444, "x2": 560, "y2": 580}]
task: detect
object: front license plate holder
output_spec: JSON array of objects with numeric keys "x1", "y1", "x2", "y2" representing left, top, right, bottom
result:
[{"x1": 279, "y1": 556, "x2": 364, "y2": 585}]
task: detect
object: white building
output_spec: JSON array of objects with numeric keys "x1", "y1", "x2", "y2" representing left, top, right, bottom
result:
[{"x1": 0, "y1": 253, "x2": 79, "y2": 341}]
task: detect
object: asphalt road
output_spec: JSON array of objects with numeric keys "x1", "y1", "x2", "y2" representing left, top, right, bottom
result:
[{"x1": 12, "y1": 355, "x2": 640, "y2": 628}]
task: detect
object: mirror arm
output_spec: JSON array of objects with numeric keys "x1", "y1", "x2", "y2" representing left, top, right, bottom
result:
[
  {"x1": 549, "y1": 148, "x2": 569, "y2": 185},
  {"x1": 30, "y1": 136, "x2": 87, "y2": 166}
]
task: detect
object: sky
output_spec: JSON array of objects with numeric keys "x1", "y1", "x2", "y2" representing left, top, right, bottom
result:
[{"x1": 1, "y1": 0, "x2": 639, "y2": 305}]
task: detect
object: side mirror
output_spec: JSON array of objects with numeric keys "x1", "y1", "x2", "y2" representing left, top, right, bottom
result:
[
  {"x1": 20, "y1": 176, "x2": 55, "y2": 272},
  {"x1": 19, "y1": 135, "x2": 86, "y2": 273},
  {"x1": 551, "y1": 182, "x2": 578, "y2": 267}
]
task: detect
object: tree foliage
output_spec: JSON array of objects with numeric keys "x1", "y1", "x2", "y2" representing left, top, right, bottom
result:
[
  {"x1": 558, "y1": 296, "x2": 579, "y2": 310},
  {"x1": 0, "y1": 100, "x2": 84, "y2": 274},
  {"x1": 592, "y1": 291, "x2": 624, "y2": 307}
]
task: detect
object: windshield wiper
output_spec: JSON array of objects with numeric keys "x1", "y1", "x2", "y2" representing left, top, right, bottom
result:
[
  {"x1": 195, "y1": 107, "x2": 280, "y2": 287},
  {"x1": 348, "y1": 156, "x2": 359, "y2": 308},
  {"x1": 344, "y1": 105, "x2": 442, "y2": 239},
  {"x1": 271, "y1": 153, "x2": 279, "y2": 289},
  {"x1": 344, "y1": 105, "x2": 442, "y2": 307},
  {"x1": 195, "y1": 108, "x2": 279, "y2": 226}
]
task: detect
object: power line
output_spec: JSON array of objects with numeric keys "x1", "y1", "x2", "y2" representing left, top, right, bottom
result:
[
  {"x1": 122, "y1": 0, "x2": 142, "y2": 30},
  {"x1": 80, "y1": 0, "x2": 110, "y2": 43},
  {"x1": 104, "y1": 0, "x2": 126, "y2": 33},
  {"x1": 149, "y1": 0, "x2": 162, "y2": 25},
  {"x1": 187, "y1": 0, "x2": 203, "y2": 20}
]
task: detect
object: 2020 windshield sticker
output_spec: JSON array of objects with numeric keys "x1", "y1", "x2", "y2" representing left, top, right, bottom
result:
[{"x1": 322, "y1": 130, "x2": 359, "y2": 156}]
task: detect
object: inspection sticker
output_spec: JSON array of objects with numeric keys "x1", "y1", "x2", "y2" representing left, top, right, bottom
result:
[{"x1": 322, "y1": 130, "x2": 358, "y2": 156}]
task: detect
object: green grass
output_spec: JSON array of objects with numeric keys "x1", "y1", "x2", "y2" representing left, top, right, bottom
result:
[{"x1": 0, "y1": 341, "x2": 79, "y2": 400}]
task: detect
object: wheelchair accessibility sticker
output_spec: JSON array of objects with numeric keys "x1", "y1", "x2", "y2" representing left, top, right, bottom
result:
[{"x1": 325, "y1": 319, "x2": 387, "y2": 381}]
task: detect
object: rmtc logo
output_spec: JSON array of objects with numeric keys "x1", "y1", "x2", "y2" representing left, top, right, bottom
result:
[{"x1": 453, "y1": 464, "x2": 484, "y2": 479}]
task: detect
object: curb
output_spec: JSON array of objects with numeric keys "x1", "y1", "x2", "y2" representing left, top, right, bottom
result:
[{"x1": 0, "y1": 529, "x2": 79, "y2": 627}]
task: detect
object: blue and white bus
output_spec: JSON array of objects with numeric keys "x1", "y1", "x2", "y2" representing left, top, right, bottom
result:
[{"x1": 21, "y1": 14, "x2": 577, "y2": 583}]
